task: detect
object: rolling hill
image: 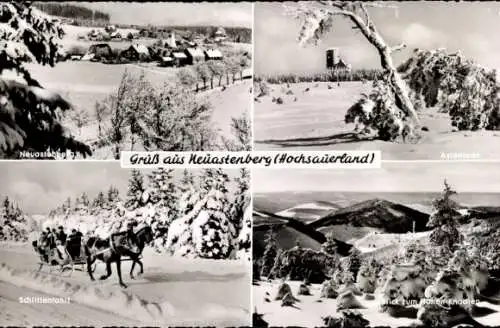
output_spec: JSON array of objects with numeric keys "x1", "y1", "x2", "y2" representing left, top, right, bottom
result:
[
  {"x1": 252, "y1": 209, "x2": 352, "y2": 258},
  {"x1": 308, "y1": 198, "x2": 431, "y2": 234}
]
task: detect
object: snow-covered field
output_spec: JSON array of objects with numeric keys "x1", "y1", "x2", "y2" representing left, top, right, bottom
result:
[
  {"x1": 253, "y1": 280, "x2": 500, "y2": 327},
  {"x1": 0, "y1": 244, "x2": 250, "y2": 326},
  {"x1": 254, "y1": 82, "x2": 500, "y2": 160}
]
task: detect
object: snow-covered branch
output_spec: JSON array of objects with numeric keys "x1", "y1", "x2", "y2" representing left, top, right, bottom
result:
[{"x1": 391, "y1": 43, "x2": 407, "y2": 53}]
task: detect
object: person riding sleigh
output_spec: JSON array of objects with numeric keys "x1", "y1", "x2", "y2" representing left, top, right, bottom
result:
[{"x1": 110, "y1": 220, "x2": 140, "y2": 256}]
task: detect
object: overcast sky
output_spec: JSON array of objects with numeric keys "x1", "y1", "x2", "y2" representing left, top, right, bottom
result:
[
  {"x1": 79, "y1": 2, "x2": 252, "y2": 28},
  {"x1": 252, "y1": 162, "x2": 500, "y2": 193},
  {"x1": 255, "y1": 1, "x2": 500, "y2": 75},
  {"x1": 0, "y1": 162, "x2": 238, "y2": 215}
]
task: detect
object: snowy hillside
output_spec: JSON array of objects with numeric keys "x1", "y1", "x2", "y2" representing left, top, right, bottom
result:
[{"x1": 276, "y1": 201, "x2": 341, "y2": 223}]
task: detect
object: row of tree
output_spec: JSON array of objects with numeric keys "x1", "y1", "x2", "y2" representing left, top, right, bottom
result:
[
  {"x1": 34, "y1": 2, "x2": 110, "y2": 23},
  {"x1": 47, "y1": 168, "x2": 251, "y2": 259},
  {"x1": 256, "y1": 68, "x2": 383, "y2": 85},
  {"x1": 176, "y1": 54, "x2": 251, "y2": 91}
]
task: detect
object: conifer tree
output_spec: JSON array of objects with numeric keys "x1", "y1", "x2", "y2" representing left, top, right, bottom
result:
[
  {"x1": 125, "y1": 169, "x2": 146, "y2": 210},
  {"x1": 428, "y1": 180, "x2": 462, "y2": 250},
  {"x1": 93, "y1": 191, "x2": 106, "y2": 210},
  {"x1": 321, "y1": 231, "x2": 338, "y2": 255},
  {"x1": 260, "y1": 226, "x2": 278, "y2": 277},
  {"x1": 0, "y1": 1, "x2": 91, "y2": 158},
  {"x1": 192, "y1": 168, "x2": 234, "y2": 259},
  {"x1": 107, "y1": 186, "x2": 120, "y2": 205},
  {"x1": 230, "y1": 168, "x2": 250, "y2": 237},
  {"x1": 148, "y1": 168, "x2": 179, "y2": 220}
]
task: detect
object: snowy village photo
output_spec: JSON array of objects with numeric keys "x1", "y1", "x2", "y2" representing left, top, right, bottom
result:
[
  {"x1": 252, "y1": 162, "x2": 500, "y2": 328},
  {"x1": 0, "y1": 162, "x2": 251, "y2": 326},
  {"x1": 253, "y1": 1, "x2": 500, "y2": 160},
  {"x1": 0, "y1": 1, "x2": 252, "y2": 159}
]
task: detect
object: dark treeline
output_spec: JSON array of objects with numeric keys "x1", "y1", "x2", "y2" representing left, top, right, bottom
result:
[
  {"x1": 33, "y1": 2, "x2": 110, "y2": 22},
  {"x1": 255, "y1": 68, "x2": 383, "y2": 84}
]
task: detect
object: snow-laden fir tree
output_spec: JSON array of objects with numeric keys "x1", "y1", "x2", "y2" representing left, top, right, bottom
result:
[
  {"x1": 347, "y1": 247, "x2": 362, "y2": 280},
  {"x1": 321, "y1": 231, "x2": 338, "y2": 255},
  {"x1": 165, "y1": 191, "x2": 206, "y2": 257},
  {"x1": 260, "y1": 226, "x2": 278, "y2": 278},
  {"x1": 191, "y1": 168, "x2": 234, "y2": 259},
  {"x1": 428, "y1": 180, "x2": 463, "y2": 251},
  {"x1": 147, "y1": 168, "x2": 179, "y2": 224},
  {"x1": 125, "y1": 169, "x2": 146, "y2": 210},
  {"x1": 107, "y1": 186, "x2": 120, "y2": 206},
  {"x1": 80, "y1": 192, "x2": 90, "y2": 209},
  {"x1": 357, "y1": 258, "x2": 379, "y2": 294},
  {"x1": 92, "y1": 191, "x2": 107, "y2": 213},
  {"x1": 165, "y1": 171, "x2": 204, "y2": 257},
  {"x1": 0, "y1": 1, "x2": 91, "y2": 158},
  {"x1": 178, "y1": 169, "x2": 196, "y2": 194},
  {"x1": 0, "y1": 196, "x2": 28, "y2": 242},
  {"x1": 229, "y1": 168, "x2": 250, "y2": 237},
  {"x1": 268, "y1": 248, "x2": 284, "y2": 280},
  {"x1": 235, "y1": 203, "x2": 252, "y2": 261}
]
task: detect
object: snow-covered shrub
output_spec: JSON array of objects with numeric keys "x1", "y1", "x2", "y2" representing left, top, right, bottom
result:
[
  {"x1": 356, "y1": 258, "x2": 378, "y2": 294},
  {"x1": 322, "y1": 310, "x2": 370, "y2": 328},
  {"x1": 400, "y1": 49, "x2": 500, "y2": 131},
  {"x1": 380, "y1": 263, "x2": 427, "y2": 313}
]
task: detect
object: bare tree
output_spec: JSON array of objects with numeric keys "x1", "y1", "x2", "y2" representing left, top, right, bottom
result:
[
  {"x1": 285, "y1": 1, "x2": 420, "y2": 125},
  {"x1": 176, "y1": 67, "x2": 198, "y2": 91},
  {"x1": 94, "y1": 101, "x2": 107, "y2": 138}
]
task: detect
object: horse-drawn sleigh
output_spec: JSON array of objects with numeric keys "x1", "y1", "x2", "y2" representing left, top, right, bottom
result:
[{"x1": 32, "y1": 223, "x2": 154, "y2": 288}]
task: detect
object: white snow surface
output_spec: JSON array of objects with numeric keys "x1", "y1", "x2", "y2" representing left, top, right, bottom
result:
[{"x1": 0, "y1": 245, "x2": 250, "y2": 326}]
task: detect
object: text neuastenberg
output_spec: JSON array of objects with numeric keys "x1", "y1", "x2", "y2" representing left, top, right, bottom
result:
[{"x1": 120, "y1": 151, "x2": 381, "y2": 169}]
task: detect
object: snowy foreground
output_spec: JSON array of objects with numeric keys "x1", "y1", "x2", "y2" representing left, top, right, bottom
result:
[
  {"x1": 253, "y1": 280, "x2": 500, "y2": 327},
  {"x1": 0, "y1": 244, "x2": 251, "y2": 326}
]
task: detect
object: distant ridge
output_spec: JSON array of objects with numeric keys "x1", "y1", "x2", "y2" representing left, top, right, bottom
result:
[
  {"x1": 252, "y1": 209, "x2": 353, "y2": 258},
  {"x1": 308, "y1": 198, "x2": 431, "y2": 233}
]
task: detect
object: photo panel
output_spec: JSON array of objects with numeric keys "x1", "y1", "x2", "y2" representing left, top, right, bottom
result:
[
  {"x1": 0, "y1": 1, "x2": 252, "y2": 160},
  {"x1": 252, "y1": 162, "x2": 500, "y2": 327},
  {"x1": 0, "y1": 161, "x2": 251, "y2": 326},
  {"x1": 253, "y1": 1, "x2": 500, "y2": 160}
]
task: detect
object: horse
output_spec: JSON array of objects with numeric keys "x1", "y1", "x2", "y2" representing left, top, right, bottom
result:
[
  {"x1": 128, "y1": 224, "x2": 154, "y2": 279},
  {"x1": 84, "y1": 224, "x2": 153, "y2": 288}
]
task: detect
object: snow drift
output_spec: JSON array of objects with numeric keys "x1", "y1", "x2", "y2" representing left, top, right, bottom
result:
[{"x1": 0, "y1": 262, "x2": 248, "y2": 326}]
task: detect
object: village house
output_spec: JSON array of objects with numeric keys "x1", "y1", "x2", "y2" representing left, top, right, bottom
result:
[
  {"x1": 204, "y1": 49, "x2": 223, "y2": 61},
  {"x1": 121, "y1": 44, "x2": 151, "y2": 61},
  {"x1": 159, "y1": 56, "x2": 174, "y2": 67},
  {"x1": 82, "y1": 43, "x2": 113, "y2": 61},
  {"x1": 184, "y1": 47, "x2": 205, "y2": 65},
  {"x1": 172, "y1": 51, "x2": 188, "y2": 67}
]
